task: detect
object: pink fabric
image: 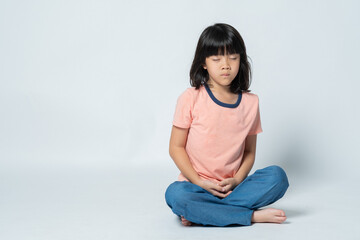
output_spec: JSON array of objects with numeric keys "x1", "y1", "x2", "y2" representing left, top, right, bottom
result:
[{"x1": 172, "y1": 85, "x2": 263, "y2": 183}]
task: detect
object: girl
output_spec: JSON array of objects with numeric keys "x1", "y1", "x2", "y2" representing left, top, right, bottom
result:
[{"x1": 165, "y1": 23, "x2": 289, "y2": 227}]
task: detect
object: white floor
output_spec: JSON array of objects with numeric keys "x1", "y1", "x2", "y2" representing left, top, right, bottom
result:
[{"x1": 1, "y1": 165, "x2": 359, "y2": 240}]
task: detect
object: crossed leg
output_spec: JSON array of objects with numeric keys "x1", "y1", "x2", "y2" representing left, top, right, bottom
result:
[{"x1": 166, "y1": 165, "x2": 289, "y2": 226}]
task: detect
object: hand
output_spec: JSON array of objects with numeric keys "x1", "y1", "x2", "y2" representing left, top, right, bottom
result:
[
  {"x1": 218, "y1": 178, "x2": 239, "y2": 194},
  {"x1": 198, "y1": 180, "x2": 232, "y2": 198}
]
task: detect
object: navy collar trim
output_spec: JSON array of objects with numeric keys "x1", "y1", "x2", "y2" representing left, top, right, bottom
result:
[{"x1": 203, "y1": 82, "x2": 242, "y2": 108}]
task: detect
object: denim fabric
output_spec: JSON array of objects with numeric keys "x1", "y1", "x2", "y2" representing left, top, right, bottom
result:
[{"x1": 165, "y1": 165, "x2": 289, "y2": 226}]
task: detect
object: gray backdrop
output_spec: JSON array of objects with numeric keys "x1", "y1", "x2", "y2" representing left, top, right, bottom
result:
[
  {"x1": 1, "y1": 0, "x2": 359, "y2": 179},
  {"x1": 1, "y1": 0, "x2": 360, "y2": 239}
]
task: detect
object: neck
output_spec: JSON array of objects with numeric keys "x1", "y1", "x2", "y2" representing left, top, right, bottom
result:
[{"x1": 206, "y1": 80, "x2": 232, "y2": 94}]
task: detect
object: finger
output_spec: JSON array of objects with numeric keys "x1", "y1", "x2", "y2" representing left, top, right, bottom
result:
[
  {"x1": 218, "y1": 183, "x2": 231, "y2": 192},
  {"x1": 216, "y1": 190, "x2": 232, "y2": 198},
  {"x1": 215, "y1": 185, "x2": 228, "y2": 193},
  {"x1": 219, "y1": 179, "x2": 229, "y2": 187},
  {"x1": 224, "y1": 190, "x2": 232, "y2": 197},
  {"x1": 211, "y1": 190, "x2": 228, "y2": 198},
  {"x1": 223, "y1": 184, "x2": 233, "y2": 193},
  {"x1": 210, "y1": 182, "x2": 225, "y2": 192},
  {"x1": 213, "y1": 191, "x2": 226, "y2": 198}
]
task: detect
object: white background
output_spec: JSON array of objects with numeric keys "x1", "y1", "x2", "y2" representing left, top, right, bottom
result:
[{"x1": 1, "y1": 0, "x2": 360, "y2": 239}]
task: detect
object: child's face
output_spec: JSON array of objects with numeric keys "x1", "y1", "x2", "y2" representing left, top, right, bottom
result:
[{"x1": 203, "y1": 53, "x2": 240, "y2": 90}]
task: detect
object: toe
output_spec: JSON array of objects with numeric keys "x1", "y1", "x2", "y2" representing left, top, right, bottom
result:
[
  {"x1": 274, "y1": 209, "x2": 285, "y2": 217},
  {"x1": 181, "y1": 216, "x2": 192, "y2": 226},
  {"x1": 276, "y1": 216, "x2": 287, "y2": 223}
]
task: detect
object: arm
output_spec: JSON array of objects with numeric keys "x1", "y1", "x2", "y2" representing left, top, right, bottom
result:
[
  {"x1": 169, "y1": 125, "x2": 202, "y2": 185},
  {"x1": 233, "y1": 134, "x2": 257, "y2": 184},
  {"x1": 219, "y1": 134, "x2": 258, "y2": 193},
  {"x1": 169, "y1": 125, "x2": 228, "y2": 198}
]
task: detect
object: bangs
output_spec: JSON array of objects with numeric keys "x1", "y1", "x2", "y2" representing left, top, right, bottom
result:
[{"x1": 202, "y1": 29, "x2": 241, "y2": 57}]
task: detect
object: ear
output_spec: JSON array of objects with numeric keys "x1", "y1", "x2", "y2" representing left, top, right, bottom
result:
[{"x1": 202, "y1": 64, "x2": 207, "y2": 70}]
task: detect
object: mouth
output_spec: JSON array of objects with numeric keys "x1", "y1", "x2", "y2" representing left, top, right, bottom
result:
[{"x1": 221, "y1": 74, "x2": 230, "y2": 76}]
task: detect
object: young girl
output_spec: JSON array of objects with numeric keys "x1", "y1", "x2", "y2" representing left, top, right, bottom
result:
[{"x1": 165, "y1": 23, "x2": 289, "y2": 227}]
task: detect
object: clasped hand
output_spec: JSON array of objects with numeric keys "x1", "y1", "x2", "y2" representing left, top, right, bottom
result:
[{"x1": 199, "y1": 178, "x2": 239, "y2": 198}]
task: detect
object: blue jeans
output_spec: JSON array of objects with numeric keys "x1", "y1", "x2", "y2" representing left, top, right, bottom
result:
[{"x1": 165, "y1": 165, "x2": 289, "y2": 226}]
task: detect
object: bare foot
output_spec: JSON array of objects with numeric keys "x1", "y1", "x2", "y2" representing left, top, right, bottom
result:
[
  {"x1": 251, "y1": 208, "x2": 287, "y2": 224},
  {"x1": 181, "y1": 216, "x2": 193, "y2": 226}
]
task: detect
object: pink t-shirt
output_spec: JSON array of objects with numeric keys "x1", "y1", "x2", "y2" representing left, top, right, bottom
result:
[{"x1": 172, "y1": 83, "x2": 263, "y2": 183}]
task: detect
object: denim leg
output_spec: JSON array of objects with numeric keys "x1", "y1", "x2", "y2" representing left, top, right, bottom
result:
[
  {"x1": 223, "y1": 165, "x2": 289, "y2": 209},
  {"x1": 165, "y1": 181, "x2": 253, "y2": 226}
]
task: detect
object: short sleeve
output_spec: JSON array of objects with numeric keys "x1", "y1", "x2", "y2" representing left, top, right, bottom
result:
[
  {"x1": 248, "y1": 96, "x2": 263, "y2": 135},
  {"x1": 172, "y1": 89, "x2": 193, "y2": 128}
]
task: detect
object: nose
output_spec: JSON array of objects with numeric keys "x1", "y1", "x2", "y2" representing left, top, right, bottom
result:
[{"x1": 221, "y1": 58, "x2": 230, "y2": 70}]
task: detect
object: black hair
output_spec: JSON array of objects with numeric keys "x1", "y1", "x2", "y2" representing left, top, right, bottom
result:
[{"x1": 189, "y1": 23, "x2": 252, "y2": 93}]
